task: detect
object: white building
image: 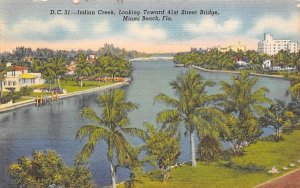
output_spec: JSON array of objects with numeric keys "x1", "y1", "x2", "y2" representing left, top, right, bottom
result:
[
  {"x1": 262, "y1": 60, "x2": 272, "y2": 69},
  {"x1": 216, "y1": 42, "x2": 247, "y2": 53},
  {"x1": 2, "y1": 64, "x2": 44, "y2": 92},
  {"x1": 258, "y1": 33, "x2": 298, "y2": 55}
]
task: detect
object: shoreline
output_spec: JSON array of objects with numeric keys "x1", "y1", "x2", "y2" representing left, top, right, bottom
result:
[
  {"x1": 0, "y1": 81, "x2": 129, "y2": 114},
  {"x1": 192, "y1": 65, "x2": 287, "y2": 79}
]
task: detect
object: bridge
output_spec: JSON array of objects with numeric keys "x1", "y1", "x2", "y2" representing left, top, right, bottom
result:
[{"x1": 129, "y1": 56, "x2": 174, "y2": 62}]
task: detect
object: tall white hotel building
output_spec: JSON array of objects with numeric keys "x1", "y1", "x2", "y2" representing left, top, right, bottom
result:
[{"x1": 258, "y1": 33, "x2": 298, "y2": 55}]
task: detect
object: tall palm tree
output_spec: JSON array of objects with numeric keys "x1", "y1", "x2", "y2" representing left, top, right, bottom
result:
[
  {"x1": 155, "y1": 69, "x2": 228, "y2": 167},
  {"x1": 33, "y1": 59, "x2": 56, "y2": 90},
  {"x1": 220, "y1": 71, "x2": 272, "y2": 118},
  {"x1": 75, "y1": 54, "x2": 91, "y2": 87},
  {"x1": 48, "y1": 57, "x2": 66, "y2": 88},
  {"x1": 219, "y1": 71, "x2": 272, "y2": 154},
  {"x1": 76, "y1": 89, "x2": 146, "y2": 188}
]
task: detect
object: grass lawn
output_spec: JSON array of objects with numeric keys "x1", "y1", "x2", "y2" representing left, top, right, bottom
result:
[
  {"x1": 14, "y1": 96, "x2": 34, "y2": 103},
  {"x1": 12, "y1": 81, "x2": 115, "y2": 103},
  {"x1": 123, "y1": 130, "x2": 300, "y2": 188},
  {"x1": 58, "y1": 80, "x2": 114, "y2": 93}
]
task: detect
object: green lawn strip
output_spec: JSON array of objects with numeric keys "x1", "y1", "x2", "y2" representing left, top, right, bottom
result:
[
  {"x1": 14, "y1": 97, "x2": 34, "y2": 103},
  {"x1": 127, "y1": 131, "x2": 300, "y2": 188},
  {"x1": 9, "y1": 81, "x2": 115, "y2": 104},
  {"x1": 59, "y1": 80, "x2": 113, "y2": 93}
]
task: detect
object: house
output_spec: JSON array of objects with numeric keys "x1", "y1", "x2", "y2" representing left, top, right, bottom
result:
[
  {"x1": 86, "y1": 54, "x2": 97, "y2": 63},
  {"x1": 2, "y1": 64, "x2": 44, "y2": 92},
  {"x1": 262, "y1": 60, "x2": 272, "y2": 69},
  {"x1": 66, "y1": 61, "x2": 76, "y2": 76},
  {"x1": 236, "y1": 60, "x2": 249, "y2": 66}
]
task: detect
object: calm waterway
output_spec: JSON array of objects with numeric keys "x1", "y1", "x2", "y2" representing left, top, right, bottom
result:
[{"x1": 0, "y1": 61, "x2": 291, "y2": 187}]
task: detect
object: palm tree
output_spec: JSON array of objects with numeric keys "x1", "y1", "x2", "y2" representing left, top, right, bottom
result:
[
  {"x1": 48, "y1": 57, "x2": 66, "y2": 88},
  {"x1": 76, "y1": 89, "x2": 146, "y2": 188},
  {"x1": 219, "y1": 71, "x2": 272, "y2": 154},
  {"x1": 155, "y1": 69, "x2": 228, "y2": 167},
  {"x1": 75, "y1": 54, "x2": 91, "y2": 87},
  {"x1": 33, "y1": 59, "x2": 56, "y2": 90},
  {"x1": 288, "y1": 78, "x2": 300, "y2": 101}
]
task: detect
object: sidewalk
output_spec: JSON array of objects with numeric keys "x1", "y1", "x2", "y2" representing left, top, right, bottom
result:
[
  {"x1": 256, "y1": 168, "x2": 300, "y2": 188},
  {"x1": 0, "y1": 81, "x2": 128, "y2": 114}
]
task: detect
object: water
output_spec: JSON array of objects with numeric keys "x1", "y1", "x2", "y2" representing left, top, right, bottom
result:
[{"x1": 0, "y1": 61, "x2": 291, "y2": 187}]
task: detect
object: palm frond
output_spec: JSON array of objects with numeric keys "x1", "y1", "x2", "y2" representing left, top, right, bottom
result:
[
  {"x1": 80, "y1": 108, "x2": 103, "y2": 123},
  {"x1": 154, "y1": 93, "x2": 179, "y2": 107},
  {"x1": 76, "y1": 124, "x2": 98, "y2": 141},
  {"x1": 121, "y1": 127, "x2": 147, "y2": 140},
  {"x1": 156, "y1": 109, "x2": 181, "y2": 124}
]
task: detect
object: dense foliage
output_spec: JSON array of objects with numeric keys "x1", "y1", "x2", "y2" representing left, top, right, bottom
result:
[
  {"x1": 144, "y1": 122, "x2": 181, "y2": 182},
  {"x1": 174, "y1": 48, "x2": 300, "y2": 72},
  {"x1": 219, "y1": 71, "x2": 272, "y2": 155},
  {"x1": 8, "y1": 150, "x2": 93, "y2": 188},
  {"x1": 260, "y1": 99, "x2": 294, "y2": 141},
  {"x1": 198, "y1": 136, "x2": 222, "y2": 162}
]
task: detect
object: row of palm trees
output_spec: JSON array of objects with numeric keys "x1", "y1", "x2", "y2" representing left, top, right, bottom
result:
[
  {"x1": 76, "y1": 69, "x2": 293, "y2": 187},
  {"x1": 32, "y1": 54, "x2": 133, "y2": 88},
  {"x1": 174, "y1": 49, "x2": 300, "y2": 71}
]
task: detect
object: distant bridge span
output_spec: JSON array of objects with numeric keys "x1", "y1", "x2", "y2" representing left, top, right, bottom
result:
[{"x1": 129, "y1": 56, "x2": 174, "y2": 62}]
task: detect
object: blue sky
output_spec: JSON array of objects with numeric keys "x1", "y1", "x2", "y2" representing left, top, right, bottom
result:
[{"x1": 0, "y1": 0, "x2": 299, "y2": 52}]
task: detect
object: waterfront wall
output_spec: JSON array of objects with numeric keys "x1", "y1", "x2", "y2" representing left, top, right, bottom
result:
[
  {"x1": 0, "y1": 81, "x2": 128, "y2": 114},
  {"x1": 192, "y1": 65, "x2": 286, "y2": 79}
]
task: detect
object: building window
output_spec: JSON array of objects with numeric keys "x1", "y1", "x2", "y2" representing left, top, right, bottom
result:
[
  {"x1": 12, "y1": 81, "x2": 16, "y2": 86},
  {"x1": 4, "y1": 81, "x2": 6, "y2": 86},
  {"x1": 31, "y1": 78, "x2": 35, "y2": 83},
  {"x1": 8, "y1": 81, "x2": 11, "y2": 86},
  {"x1": 12, "y1": 71, "x2": 16, "y2": 76}
]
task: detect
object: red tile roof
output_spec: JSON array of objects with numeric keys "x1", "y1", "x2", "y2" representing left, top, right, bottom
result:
[{"x1": 12, "y1": 66, "x2": 28, "y2": 71}]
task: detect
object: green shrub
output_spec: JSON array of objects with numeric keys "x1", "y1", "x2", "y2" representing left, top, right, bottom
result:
[
  {"x1": 20, "y1": 86, "x2": 33, "y2": 96},
  {"x1": 198, "y1": 136, "x2": 222, "y2": 162}
]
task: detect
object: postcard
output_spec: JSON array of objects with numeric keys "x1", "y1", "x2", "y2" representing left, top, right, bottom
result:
[{"x1": 0, "y1": 0, "x2": 299, "y2": 187}]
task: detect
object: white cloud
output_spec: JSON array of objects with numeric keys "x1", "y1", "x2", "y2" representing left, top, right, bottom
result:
[
  {"x1": 184, "y1": 17, "x2": 241, "y2": 35},
  {"x1": 7, "y1": 17, "x2": 78, "y2": 39},
  {"x1": 125, "y1": 24, "x2": 167, "y2": 41},
  {"x1": 247, "y1": 14, "x2": 300, "y2": 36},
  {"x1": 93, "y1": 20, "x2": 110, "y2": 33}
]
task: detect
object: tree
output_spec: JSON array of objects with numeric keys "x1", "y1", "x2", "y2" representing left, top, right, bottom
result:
[
  {"x1": 8, "y1": 150, "x2": 93, "y2": 188},
  {"x1": 0, "y1": 61, "x2": 7, "y2": 98},
  {"x1": 144, "y1": 122, "x2": 180, "y2": 182},
  {"x1": 288, "y1": 77, "x2": 300, "y2": 101},
  {"x1": 155, "y1": 69, "x2": 228, "y2": 167},
  {"x1": 76, "y1": 89, "x2": 146, "y2": 188},
  {"x1": 260, "y1": 99, "x2": 294, "y2": 141},
  {"x1": 32, "y1": 58, "x2": 56, "y2": 90},
  {"x1": 48, "y1": 56, "x2": 67, "y2": 88},
  {"x1": 219, "y1": 71, "x2": 272, "y2": 155},
  {"x1": 198, "y1": 135, "x2": 222, "y2": 162},
  {"x1": 75, "y1": 54, "x2": 92, "y2": 87}
]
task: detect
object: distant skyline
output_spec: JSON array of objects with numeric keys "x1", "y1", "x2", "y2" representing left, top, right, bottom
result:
[{"x1": 0, "y1": 0, "x2": 299, "y2": 53}]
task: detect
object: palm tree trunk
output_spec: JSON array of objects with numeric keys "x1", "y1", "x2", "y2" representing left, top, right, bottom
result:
[
  {"x1": 80, "y1": 80, "x2": 83, "y2": 87},
  {"x1": 58, "y1": 77, "x2": 61, "y2": 88},
  {"x1": 190, "y1": 131, "x2": 197, "y2": 167},
  {"x1": 110, "y1": 162, "x2": 116, "y2": 188}
]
